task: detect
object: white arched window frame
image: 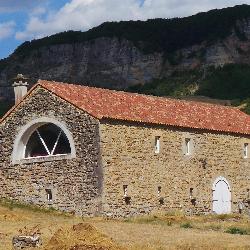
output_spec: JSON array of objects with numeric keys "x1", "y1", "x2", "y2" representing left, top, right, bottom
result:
[{"x1": 12, "y1": 117, "x2": 76, "y2": 164}]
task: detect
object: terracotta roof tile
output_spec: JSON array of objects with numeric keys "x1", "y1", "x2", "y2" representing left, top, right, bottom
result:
[
  {"x1": 2, "y1": 79, "x2": 250, "y2": 135},
  {"x1": 36, "y1": 80, "x2": 250, "y2": 135}
]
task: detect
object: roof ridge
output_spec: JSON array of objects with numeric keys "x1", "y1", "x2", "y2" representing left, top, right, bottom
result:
[
  {"x1": 38, "y1": 79, "x2": 240, "y2": 111},
  {"x1": 2, "y1": 79, "x2": 250, "y2": 136}
]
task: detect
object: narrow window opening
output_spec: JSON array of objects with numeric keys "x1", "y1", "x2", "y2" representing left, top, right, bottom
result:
[
  {"x1": 46, "y1": 189, "x2": 52, "y2": 202},
  {"x1": 123, "y1": 185, "x2": 131, "y2": 205},
  {"x1": 247, "y1": 188, "x2": 250, "y2": 201},
  {"x1": 189, "y1": 188, "x2": 194, "y2": 198},
  {"x1": 185, "y1": 138, "x2": 191, "y2": 155},
  {"x1": 244, "y1": 143, "x2": 248, "y2": 158},
  {"x1": 155, "y1": 136, "x2": 160, "y2": 154},
  {"x1": 157, "y1": 186, "x2": 164, "y2": 205},
  {"x1": 157, "y1": 186, "x2": 162, "y2": 197},
  {"x1": 123, "y1": 185, "x2": 128, "y2": 197},
  {"x1": 189, "y1": 188, "x2": 196, "y2": 205}
]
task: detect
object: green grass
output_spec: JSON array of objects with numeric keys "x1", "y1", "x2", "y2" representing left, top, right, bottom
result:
[{"x1": 0, "y1": 198, "x2": 69, "y2": 216}]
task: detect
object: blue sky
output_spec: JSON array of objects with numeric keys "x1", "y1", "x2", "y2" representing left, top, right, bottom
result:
[{"x1": 0, "y1": 0, "x2": 249, "y2": 59}]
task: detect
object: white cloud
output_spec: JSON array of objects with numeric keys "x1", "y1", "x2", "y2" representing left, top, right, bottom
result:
[
  {"x1": 15, "y1": 0, "x2": 250, "y2": 41},
  {"x1": 0, "y1": 21, "x2": 15, "y2": 40}
]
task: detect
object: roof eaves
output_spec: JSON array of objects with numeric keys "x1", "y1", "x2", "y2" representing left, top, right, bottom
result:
[{"x1": 100, "y1": 116, "x2": 250, "y2": 136}]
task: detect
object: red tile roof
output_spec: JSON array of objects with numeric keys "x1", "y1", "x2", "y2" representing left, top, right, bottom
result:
[
  {"x1": 36, "y1": 80, "x2": 250, "y2": 135},
  {"x1": 1, "y1": 79, "x2": 250, "y2": 135}
]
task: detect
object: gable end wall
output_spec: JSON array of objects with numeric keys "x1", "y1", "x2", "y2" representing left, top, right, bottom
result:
[{"x1": 0, "y1": 87, "x2": 103, "y2": 216}]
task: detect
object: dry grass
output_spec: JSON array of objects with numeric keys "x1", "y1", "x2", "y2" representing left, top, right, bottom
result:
[{"x1": 0, "y1": 202, "x2": 250, "y2": 250}]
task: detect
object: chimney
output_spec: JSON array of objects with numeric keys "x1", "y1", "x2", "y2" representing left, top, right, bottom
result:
[{"x1": 12, "y1": 74, "x2": 29, "y2": 104}]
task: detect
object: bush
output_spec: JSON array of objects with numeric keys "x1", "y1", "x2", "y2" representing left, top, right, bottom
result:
[
  {"x1": 197, "y1": 64, "x2": 250, "y2": 100},
  {"x1": 225, "y1": 227, "x2": 248, "y2": 235},
  {"x1": 180, "y1": 222, "x2": 193, "y2": 229}
]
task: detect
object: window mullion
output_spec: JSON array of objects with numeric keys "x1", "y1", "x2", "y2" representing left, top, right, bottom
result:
[
  {"x1": 36, "y1": 129, "x2": 51, "y2": 155},
  {"x1": 51, "y1": 130, "x2": 62, "y2": 155}
]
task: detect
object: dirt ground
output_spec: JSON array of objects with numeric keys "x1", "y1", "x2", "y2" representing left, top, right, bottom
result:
[{"x1": 0, "y1": 204, "x2": 250, "y2": 250}]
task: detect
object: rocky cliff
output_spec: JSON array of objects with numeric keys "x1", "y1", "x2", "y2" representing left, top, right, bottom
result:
[{"x1": 1, "y1": 5, "x2": 250, "y2": 101}]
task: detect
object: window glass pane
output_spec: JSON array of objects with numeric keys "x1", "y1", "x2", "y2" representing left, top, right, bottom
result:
[
  {"x1": 25, "y1": 123, "x2": 71, "y2": 158},
  {"x1": 54, "y1": 133, "x2": 71, "y2": 155},
  {"x1": 25, "y1": 132, "x2": 48, "y2": 158}
]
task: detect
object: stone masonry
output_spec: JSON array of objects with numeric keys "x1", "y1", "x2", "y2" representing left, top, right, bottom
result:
[
  {"x1": 100, "y1": 119, "x2": 250, "y2": 217},
  {"x1": 0, "y1": 84, "x2": 249, "y2": 217},
  {"x1": 0, "y1": 87, "x2": 103, "y2": 216}
]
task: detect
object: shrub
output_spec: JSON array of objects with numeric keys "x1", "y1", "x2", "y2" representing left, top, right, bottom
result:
[
  {"x1": 166, "y1": 221, "x2": 172, "y2": 226},
  {"x1": 225, "y1": 227, "x2": 248, "y2": 235},
  {"x1": 180, "y1": 222, "x2": 193, "y2": 229}
]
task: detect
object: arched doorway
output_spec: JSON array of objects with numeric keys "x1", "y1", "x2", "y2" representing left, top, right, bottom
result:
[{"x1": 212, "y1": 177, "x2": 231, "y2": 214}]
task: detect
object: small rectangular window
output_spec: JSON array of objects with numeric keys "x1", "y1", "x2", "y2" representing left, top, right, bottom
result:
[
  {"x1": 155, "y1": 136, "x2": 160, "y2": 154},
  {"x1": 244, "y1": 143, "x2": 248, "y2": 158},
  {"x1": 123, "y1": 185, "x2": 128, "y2": 197},
  {"x1": 189, "y1": 188, "x2": 194, "y2": 198},
  {"x1": 185, "y1": 138, "x2": 191, "y2": 155},
  {"x1": 157, "y1": 186, "x2": 162, "y2": 197},
  {"x1": 46, "y1": 189, "x2": 52, "y2": 201}
]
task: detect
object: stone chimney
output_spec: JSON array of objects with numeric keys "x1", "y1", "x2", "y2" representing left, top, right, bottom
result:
[{"x1": 12, "y1": 74, "x2": 29, "y2": 104}]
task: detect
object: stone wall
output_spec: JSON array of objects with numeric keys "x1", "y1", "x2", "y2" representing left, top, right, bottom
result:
[
  {"x1": 0, "y1": 87, "x2": 103, "y2": 216},
  {"x1": 100, "y1": 119, "x2": 250, "y2": 217},
  {"x1": 1, "y1": 86, "x2": 250, "y2": 218}
]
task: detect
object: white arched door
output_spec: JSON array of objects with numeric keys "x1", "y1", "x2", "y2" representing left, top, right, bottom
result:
[{"x1": 212, "y1": 177, "x2": 231, "y2": 214}]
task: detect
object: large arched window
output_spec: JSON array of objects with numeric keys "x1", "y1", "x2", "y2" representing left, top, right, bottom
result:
[
  {"x1": 12, "y1": 118, "x2": 76, "y2": 163},
  {"x1": 25, "y1": 123, "x2": 71, "y2": 158}
]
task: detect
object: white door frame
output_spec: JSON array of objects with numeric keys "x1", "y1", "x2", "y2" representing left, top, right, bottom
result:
[{"x1": 212, "y1": 176, "x2": 231, "y2": 214}]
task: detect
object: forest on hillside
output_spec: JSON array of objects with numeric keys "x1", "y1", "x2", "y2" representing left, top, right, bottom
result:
[
  {"x1": 1, "y1": 5, "x2": 250, "y2": 116},
  {"x1": 9, "y1": 4, "x2": 250, "y2": 59},
  {"x1": 128, "y1": 64, "x2": 250, "y2": 114},
  {"x1": 2, "y1": 64, "x2": 250, "y2": 117}
]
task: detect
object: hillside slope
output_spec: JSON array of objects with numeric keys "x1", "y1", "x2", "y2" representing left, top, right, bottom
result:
[{"x1": 1, "y1": 5, "x2": 250, "y2": 113}]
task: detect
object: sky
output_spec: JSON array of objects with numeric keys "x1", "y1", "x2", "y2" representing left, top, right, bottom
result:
[{"x1": 0, "y1": 0, "x2": 249, "y2": 59}]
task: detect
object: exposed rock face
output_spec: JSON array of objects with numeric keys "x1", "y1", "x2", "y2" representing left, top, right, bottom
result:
[
  {"x1": 0, "y1": 38, "x2": 163, "y2": 100},
  {"x1": 1, "y1": 18, "x2": 250, "y2": 100}
]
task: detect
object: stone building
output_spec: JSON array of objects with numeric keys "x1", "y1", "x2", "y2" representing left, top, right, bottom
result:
[{"x1": 0, "y1": 78, "x2": 250, "y2": 217}]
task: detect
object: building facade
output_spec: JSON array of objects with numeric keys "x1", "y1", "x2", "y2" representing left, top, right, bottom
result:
[{"x1": 0, "y1": 80, "x2": 249, "y2": 217}]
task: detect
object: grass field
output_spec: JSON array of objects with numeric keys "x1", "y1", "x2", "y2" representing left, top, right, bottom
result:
[{"x1": 0, "y1": 201, "x2": 250, "y2": 250}]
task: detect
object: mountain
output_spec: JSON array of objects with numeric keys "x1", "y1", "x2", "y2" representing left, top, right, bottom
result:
[{"x1": 1, "y1": 4, "x2": 250, "y2": 115}]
